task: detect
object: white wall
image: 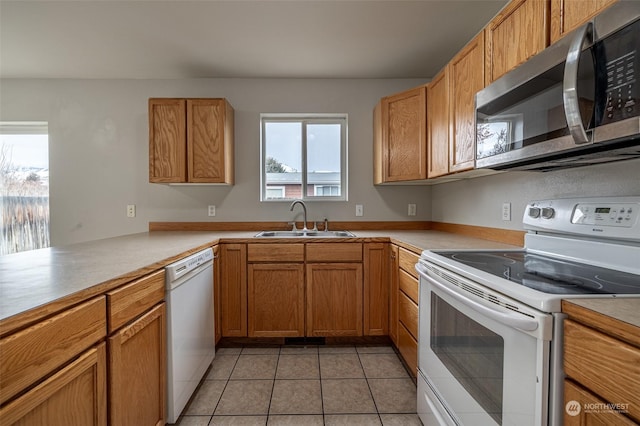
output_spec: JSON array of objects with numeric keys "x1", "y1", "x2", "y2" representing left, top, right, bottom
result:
[
  {"x1": 1, "y1": 78, "x2": 432, "y2": 246},
  {"x1": 431, "y1": 160, "x2": 640, "y2": 230}
]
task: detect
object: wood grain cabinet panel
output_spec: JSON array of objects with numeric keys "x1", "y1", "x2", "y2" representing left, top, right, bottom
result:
[
  {"x1": 388, "y1": 245, "x2": 400, "y2": 345},
  {"x1": 106, "y1": 269, "x2": 165, "y2": 333},
  {"x1": 248, "y1": 264, "x2": 305, "y2": 337},
  {"x1": 306, "y1": 243, "x2": 362, "y2": 263},
  {"x1": 0, "y1": 343, "x2": 107, "y2": 426},
  {"x1": 485, "y1": 0, "x2": 549, "y2": 84},
  {"x1": 187, "y1": 99, "x2": 234, "y2": 183},
  {"x1": 551, "y1": 0, "x2": 617, "y2": 44},
  {"x1": 220, "y1": 243, "x2": 247, "y2": 337},
  {"x1": 427, "y1": 68, "x2": 450, "y2": 178},
  {"x1": 306, "y1": 263, "x2": 363, "y2": 336},
  {"x1": 397, "y1": 323, "x2": 418, "y2": 377},
  {"x1": 149, "y1": 98, "x2": 234, "y2": 184},
  {"x1": 398, "y1": 290, "x2": 418, "y2": 340},
  {"x1": 373, "y1": 86, "x2": 427, "y2": 183},
  {"x1": 149, "y1": 98, "x2": 186, "y2": 183},
  {"x1": 449, "y1": 32, "x2": 485, "y2": 173},
  {"x1": 109, "y1": 303, "x2": 166, "y2": 426},
  {"x1": 399, "y1": 270, "x2": 419, "y2": 305},
  {"x1": 564, "y1": 319, "x2": 640, "y2": 422},
  {"x1": 364, "y1": 243, "x2": 388, "y2": 336},
  {"x1": 0, "y1": 297, "x2": 106, "y2": 405},
  {"x1": 398, "y1": 247, "x2": 419, "y2": 279},
  {"x1": 247, "y1": 243, "x2": 305, "y2": 262},
  {"x1": 564, "y1": 379, "x2": 637, "y2": 426}
]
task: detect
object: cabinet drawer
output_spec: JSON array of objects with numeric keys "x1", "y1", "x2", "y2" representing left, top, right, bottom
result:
[
  {"x1": 107, "y1": 269, "x2": 165, "y2": 333},
  {"x1": 306, "y1": 243, "x2": 362, "y2": 262},
  {"x1": 398, "y1": 322, "x2": 418, "y2": 377},
  {"x1": 399, "y1": 290, "x2": 418, "y2": 340},
  {"x1": 564, "y1": 319, "x2": 640, "y2": 422},
  {"x1": 399, "y1": 248, "x2": 419, "y2": 278},
  {"x1": 0, "y1": 297, "x2": 107, "y2": 405},
  {"x1": 399, "y1": 269, "x2": 419, "y2": 304},
  {"x1": 247, "y1": 243, "x2": 304, "y2": 262}
]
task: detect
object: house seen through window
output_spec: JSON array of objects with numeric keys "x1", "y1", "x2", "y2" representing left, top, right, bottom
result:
[
  {"x1": 261, "y1": 114, "x2": 347, "y2": 201},
  {"x1": 0, "y1": 122, "x2": 50, "y2": 255}
]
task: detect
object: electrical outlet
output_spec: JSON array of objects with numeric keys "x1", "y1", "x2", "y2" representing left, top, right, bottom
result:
[
  {"x1": 502, "y1": 202, "x2": 511, "y2": 221},
  {"x1": 127, "y1": 204, "x2": 136, "y2": 218},
  {"x1": 208, "y1": 205, "x2": 216, "y2": 217},
  {"x1": 408, "y1": 204, "x2": 417, "y2": 216},
  {"x1": 355, "y1": 204, "x2": 364, "y2": 217}
]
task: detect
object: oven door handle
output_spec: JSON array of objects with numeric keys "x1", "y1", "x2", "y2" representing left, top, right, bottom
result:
[{"x1": 417, "y1": 264, "x2": 539, "y2": 332}]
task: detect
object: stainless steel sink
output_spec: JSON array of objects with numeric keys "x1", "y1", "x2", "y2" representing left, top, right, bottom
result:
[{"x1": 254, "y1": 230, "x2": 356, "y2": 238}]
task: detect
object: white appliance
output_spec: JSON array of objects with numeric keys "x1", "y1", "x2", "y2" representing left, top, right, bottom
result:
[
  {"x1": 165, "y1": 248, "x2": 215, "y2": 424},
  {"x1": 416, "y1": 196, "x2": 640, "y2": 426}
]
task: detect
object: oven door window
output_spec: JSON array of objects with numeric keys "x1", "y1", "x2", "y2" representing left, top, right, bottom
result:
[{"x1": 431, "y1": 294, "x2": 504, "y2": 424}]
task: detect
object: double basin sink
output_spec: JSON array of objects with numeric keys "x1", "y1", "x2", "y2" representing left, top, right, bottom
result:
[{"x1": 254, "y1": 230, "x2": 356, "y2": 238}]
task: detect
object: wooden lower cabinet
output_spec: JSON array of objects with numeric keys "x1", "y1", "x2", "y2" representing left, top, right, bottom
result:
[
  {"x1": 397, "y1": 323, "x2": 418, "y2": 377},
  {"x1": 0, "y1": 343, "x2": 107, "y2": 426},
  {"x1": 220, "y1": 243, "x2": 247, "y2": 337},
  {"x1": 109, "y1": 303, "x2": 166, "y2": 426},
  {"x1": 248, "y1": 264, "x2": 305, "y2": 337},
  {"x1": 564, "y1": 379, "x2": 637, "y2": 426},
  {"x1": 306, "y1": 263, "x2": 363, "y2": 336},
  {"x1": 388, "y1": 245, "x2": 400, "y2": 345},
  {"x1": 364, "y1": 243, "x2": 388, "y2": 336}
]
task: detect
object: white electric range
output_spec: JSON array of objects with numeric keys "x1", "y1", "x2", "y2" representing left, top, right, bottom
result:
[{"x1": 416, "y1": 196, "x2": 640, "y2": 426}]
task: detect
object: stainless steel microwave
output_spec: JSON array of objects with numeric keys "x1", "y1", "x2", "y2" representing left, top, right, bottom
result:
[{"x1": 475, "y1": 2, "x2": 640, "y2": 171}]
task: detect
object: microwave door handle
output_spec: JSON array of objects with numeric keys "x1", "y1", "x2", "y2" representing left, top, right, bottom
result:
[
  {"x1": 563, "y1": 22, "x2": 593, "y2": 145},
  {"x1": 417, "y1": 264, "x2": 539, "y2": 332}
]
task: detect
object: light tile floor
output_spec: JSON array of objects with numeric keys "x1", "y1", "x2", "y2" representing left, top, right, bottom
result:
[{"x1": 175, "y1": 345, "x2": 422, "y2": 426}]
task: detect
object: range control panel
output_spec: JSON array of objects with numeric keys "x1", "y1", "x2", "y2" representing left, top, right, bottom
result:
[
  {"x1": 523, "y1": 197, "x2": 640, "y2": 241},
  {"x1": 571, "y1": 203, "x2": 638, "y2": 227}
]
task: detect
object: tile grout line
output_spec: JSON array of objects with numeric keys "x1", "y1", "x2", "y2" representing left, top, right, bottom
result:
[
  {"x1": 209, "y1": 349, "x2": 242, "y2": 421},
  {"x1": 356, "y1": 349, "x2": 385, "y2": 425}
]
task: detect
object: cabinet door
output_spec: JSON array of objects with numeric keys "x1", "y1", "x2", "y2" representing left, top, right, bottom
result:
[
  {"x1": 380, "y1": 86, "x2": 427, "y2": 182},
  {"x1": 485, "y1": 0, "x2": 549, "y2": 84},
  {"x1": 248, "y1": 264, "x2": 305, "y2": 337},
  {"x1": 449, "y1": 32, "x2": 485, "y2": 173},
  {"x1": 187, "y1": 99, "x2": 234, "y2": 184},
  {"x1": 551, "y1": 0, "x2": 617, "y2": 44},
  {"x1": 364, "y1": 243, "x2": 388, "y2": 336},
  {"x1": 306, "y1": 263, "x2": 363, "y2": 336},
  {"x1": 149, "y1": 98, "x2": 187, "y2": 183},
  {"x1": 389, "y1": 245, "x2": 399, "y2": 345},
  {"x1": 221, "y1": 243, "x2": 248, "y2": 337},
  {"x1": 109, "y1": 303, "x2": 166, "y2": 426},
  {"x1": 427, "y1": 68, "x2": 450, "y2": 178},
  {"x1": 564, "y1": 379, "x2": 637, "y2": 426},
  {"x1": 0, "y1": 343, "x2": 107, "y2": 426}
]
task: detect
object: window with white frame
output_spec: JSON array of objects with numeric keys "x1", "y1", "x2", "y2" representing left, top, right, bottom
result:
[{"x1": 260, "y1": 114, "x2": 347, "y2": 201}]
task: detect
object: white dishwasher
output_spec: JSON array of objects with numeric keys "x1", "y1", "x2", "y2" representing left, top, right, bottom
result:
[{"x1": 165, "y1": 247, "x2": 215, "y2": 424}]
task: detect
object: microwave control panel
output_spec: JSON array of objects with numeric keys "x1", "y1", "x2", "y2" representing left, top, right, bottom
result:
[{"x1": 599, "y1": 18, "x2": 640, "y2": 125}]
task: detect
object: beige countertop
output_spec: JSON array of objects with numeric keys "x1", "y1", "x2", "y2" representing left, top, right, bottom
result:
[{"x1": 0, "y1": 229, "x2": 518, "y2": 330}]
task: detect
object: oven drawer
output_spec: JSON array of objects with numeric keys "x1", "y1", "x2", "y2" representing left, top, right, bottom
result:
[
  {"x1": 398, "y1": 290, "x2": 418, "y2": 340},
  {"x1": 399, "y1": 269, "x2": 419, "y2": 304},
  {"x1": 564, "y1": 319, "x2": 640, "y2": 422}
]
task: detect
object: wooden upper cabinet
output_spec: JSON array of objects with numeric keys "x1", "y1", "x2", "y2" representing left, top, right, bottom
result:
[
  {"x1": 149, "y1": 99, "x2": 186, "y2": 183},
  {"x1": 449, "y1": 32, "x2": 485, "y2": 173},
  {"x1": 485, "y1": 0, "x2": 550, "y2": 85},
  {"x1": 187, "y1": 99, "x2": 234, "y2": 183},
  {"x1": 550, "y1": 0, "x2": 617, "y2": 43},
  {"x1": 374, "y1": 86, "x2": 427, "y2": 183},
  {"x1": 149, "y1": 98, "x2": 234, "y2": 184},
  {"x1": 427, "y1": 68, "x2": 450, "y2": 178}
]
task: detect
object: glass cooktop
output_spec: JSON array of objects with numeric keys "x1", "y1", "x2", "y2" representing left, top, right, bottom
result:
[{"x1": 437, "y1": 251, "x2": 640, "y2": 295}]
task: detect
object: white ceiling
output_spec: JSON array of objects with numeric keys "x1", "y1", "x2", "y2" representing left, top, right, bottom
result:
[{"x1": 0, "y1": 0, "x2": 508, "y2": 80}]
